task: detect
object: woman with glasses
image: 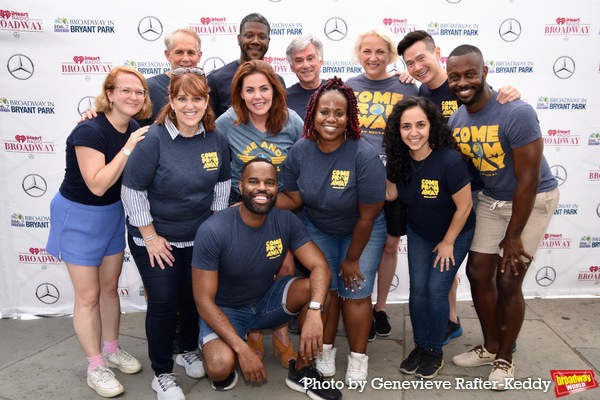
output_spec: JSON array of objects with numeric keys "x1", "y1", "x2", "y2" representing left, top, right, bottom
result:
[
  {"x1": 278, "y1": 77, "x2": 387, "y2": 385},
  {"x1": 121, "y1": 70, "x2": 230, "y2": 400},
  {"x1": 215, "y1": 60, "x2": 303, "y2": 370},
  {"x1": 46, "y1": 66, "x2": 152, "y2": 398}
]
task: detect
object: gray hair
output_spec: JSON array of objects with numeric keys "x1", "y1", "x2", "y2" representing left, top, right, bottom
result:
[
  {"x1": 164, "y1": 28, "x2": 202, "y2": 53},
  {"x1": 285, "y1": 34, "x2": 324, "y2": 65}
]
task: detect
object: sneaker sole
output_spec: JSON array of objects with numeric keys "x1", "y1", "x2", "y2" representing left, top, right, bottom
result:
[
  {"x1": 286, "y1": 379, "x2": 330, "y2": 400},
  {"x1": 175, "y1": 355, "x2": 206, "y2": 378},
  {"x1": 415, "y1": 359, "x2": 444, "y2": 379},
  {"x1": 375, "y1": 330, "x2": 391, "y2": 337},
  {"x1": 211, "y1": 371, "x2": 238, "y2": 391},
  {"x1": 87, "y1": 377, "x2": 124, "y2": 398},
  {"x1": 442, "y1": 325, "x2": 463, "y2": 346},
  {"x1": 106, "y1": 360, "x2": 142, "y2": 374},
  {"x1": 452, "y1": 357, "x2": 495, "y2": 367},
  {"x1": 316, "y1": 367, "x2": 336, "y2": 378},
  {"x1": 399, "y1": 366, "x2": 418, "y2": 375}
]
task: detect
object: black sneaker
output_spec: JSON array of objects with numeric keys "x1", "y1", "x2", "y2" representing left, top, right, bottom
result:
[
  {"x1": 288, "y1": 316, "x2": 300, "y2": 334},
  {"x1": 368, "y1": 318, "x2": 376, "y2": 342},
  {"x1": 415, "y1": 349, "x2": 444, "y2": 379},
  {"x1": 399, "y1": 346, "x2": 424, "y2": 375},
  {"x1": 442, "y1": 316, "x2": 463, "y2": 345},
  {"x1": 211, "y1": 370, "x2": 238, "y2": 391},
  {"x1": 373, "y1": 307, "x2": 391, "y2": 336},
  {"x1": 286, "y1": 359, "x2": 342, "y2": 400}
]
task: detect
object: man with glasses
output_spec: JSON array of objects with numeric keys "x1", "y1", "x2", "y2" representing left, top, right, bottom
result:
[{"x1": 208, "y1": 13, "x2": 286, "y2": 118}]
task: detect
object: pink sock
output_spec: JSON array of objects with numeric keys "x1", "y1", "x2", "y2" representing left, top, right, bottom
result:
[
  {"x1": 87, "y1": 353, "x2": 106, "y2": 372},
  {"x1": 104, "y1": 339, "x2": 119, "y2": 355}
]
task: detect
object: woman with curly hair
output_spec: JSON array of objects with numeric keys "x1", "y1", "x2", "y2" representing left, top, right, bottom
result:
[
  {"x1": 278, "y1": 77, "x2": 386, "y2": 385},
  {"x1": 384, "y1": 96, "x2": 475, "y2": 379}
]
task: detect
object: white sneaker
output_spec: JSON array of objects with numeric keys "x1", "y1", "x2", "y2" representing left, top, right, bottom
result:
[
  {"x1": 489, "y1": 358, "x2": 515, "y2": 391},
  {"x1": 452, "y1": 345, "x2": 496, "y2": 367},
  {"x1": 315, "y1": 344, "x2": 336, "y2": 377},
  {"x1": 176, "y1": 351, "x2": 205, "y2": 378},
  {"x1": 345, "y1": 352, "x2": 368, "y2": 385},
  {"x1": 87, "y1": 365, "x2": 124, "y2": 398},
  {"x1": 104, "y1": 347, "x2": 142, "y2": 374},
  {"x1": 152, "y1": 373, "x2": 185, "y2": 400}
]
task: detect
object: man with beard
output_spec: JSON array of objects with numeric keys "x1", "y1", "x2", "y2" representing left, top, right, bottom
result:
[
  {"x1": 208, "y1": 13, "x2": 286, "y2": 118},
  {"x1": 446, "y1": 45, "x2": 559, "y2": 390},
  {"x1": 191, "y1": 156, "x2": 341, "y2": 400}
]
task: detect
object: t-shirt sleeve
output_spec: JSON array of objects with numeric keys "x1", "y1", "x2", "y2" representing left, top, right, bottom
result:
[
  {"x1": 283, "y1": 142, "x2": 301, "y2": 192},
  {"x1": 356, "y1": 146, "x2": 386, "y2": 204},
  {"x1": 192, "y1": 220, "x2": 221, "y2": 271},
  {"x1": 285, "y1": 211, "x2": 311, "y2": 251},
  {"x1": 504, "y1": 104, "x2": 542, "y2": 149},
  {"x1": 69, "y1": 123, "x2": 107, "y2": 153},
  {"x1": 444, "y1": 152, "x2": 472, "y2": 195},
  {"x1": 215, "y1": 129, "x2": 232, "y2": 182},
  {"x1": 122, "y1": 130, "x2": 159, "y2": 190}
]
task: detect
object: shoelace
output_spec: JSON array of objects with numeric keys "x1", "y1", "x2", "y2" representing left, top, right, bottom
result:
[
  {"x1": 473, "y1": 345, "x2": 489, "y2": 358},
  {"x1": 347, "y1": 356, "x2": 366, "y2": 373},
  {"x1": 181, "y1": 351, "x2": 201, "y2": 365},
  {"x1": 493, "y1": 359, "x2": 512, "y2": 373},
  {"x1": 319, "y1": 349, "x2": 334, "y2": 363},
  {"x1": 111, "y1": 349, "x2": 134, "y2": 363},
  {"x1": 90, "y1": 366, "x2": 116, "y2": 383},
  {"x1": 156, "y1": 373, "x2": 179, "y2": 391}
]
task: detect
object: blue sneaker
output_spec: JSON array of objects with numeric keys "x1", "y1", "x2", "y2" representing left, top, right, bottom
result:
[{"x1": 442, "y1": 317, "x2": 463, "y2": 345}]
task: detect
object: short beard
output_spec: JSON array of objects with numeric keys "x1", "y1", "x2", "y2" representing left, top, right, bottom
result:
[{"x1": 242, "y1": 192, "x2": 276, "y2": 215}]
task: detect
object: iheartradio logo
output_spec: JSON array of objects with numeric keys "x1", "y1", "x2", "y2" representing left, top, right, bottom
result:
[{"x1": 73, "y1": 56, "x2": 84, "y2": 64}]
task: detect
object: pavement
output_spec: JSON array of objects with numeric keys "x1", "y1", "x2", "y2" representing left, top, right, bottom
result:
[{"x1": 1, "y1": 298, "x2": 599, "y2": 400}]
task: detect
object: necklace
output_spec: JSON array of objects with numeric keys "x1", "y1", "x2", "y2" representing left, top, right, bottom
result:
[{"x1": 410, "y1": 157, "x2": 426, "y2": 172}]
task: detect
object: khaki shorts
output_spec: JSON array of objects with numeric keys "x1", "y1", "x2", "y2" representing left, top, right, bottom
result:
[{"x1": 470, "y1": 188, "x2": 559, "y2": 257}]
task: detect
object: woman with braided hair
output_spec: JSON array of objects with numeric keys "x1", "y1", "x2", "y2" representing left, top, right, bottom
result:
[{"x1": 277, "y1": 76, "x2": 386, "y2": 385}]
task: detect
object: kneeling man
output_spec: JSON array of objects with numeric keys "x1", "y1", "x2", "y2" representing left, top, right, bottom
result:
[{"x1": 192, "y1": 156, "x2": 342, "y2": 400}]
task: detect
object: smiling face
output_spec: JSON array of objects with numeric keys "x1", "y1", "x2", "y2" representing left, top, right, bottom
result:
[
  {"x1": 165, "y1": 31, "x2": 201, "y2": 69},
  {"x1": 402, "y1": 40, "x2": 444, "y2": 89},
  {"x1": 169, "y1": 89, "x2": 208, "y2": 136},
  {"x1": 238, "y1": 22, "x2": 270, "y2": 61},
  {"x1": 239, "y1": 160, "x2": 278, "y2": 215},
  {"x1": 314, "y1": 90, "x2": 348, "y2": 151},
  {"x1": 240, "y1": 72, "x2": 273, "y2": 118},
  {"x1": 359, "y1": 34, "x2": 392, "y2": 80},
  {"x1": 107, "y1": 72, "x2": 146, "y2": 118},
  {"x1": 447, "y1": 52, "x2": 488, "y2": 110},
  {"x1": 290, "y1": 43, "x2": 324, "y2": 89},
  {"x1": 399, "y1": 106, "x2": 432, "y2": 160}
]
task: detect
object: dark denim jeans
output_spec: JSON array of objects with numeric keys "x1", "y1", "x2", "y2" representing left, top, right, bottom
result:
[
  {"x1": 407, "y1": 226, "x2": 474, "y2": 353},
  {"x1": 128, "y1": 234, "x2": 199, "y2": 375}
]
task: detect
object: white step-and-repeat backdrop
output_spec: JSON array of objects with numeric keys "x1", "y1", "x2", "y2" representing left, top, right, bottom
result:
[{"x1": 1, "y1": 0, "x2": 598, "y2": 317}]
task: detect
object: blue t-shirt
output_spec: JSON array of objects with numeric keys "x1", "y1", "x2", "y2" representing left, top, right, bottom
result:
[
  {"x1": 192, "y1": 206, "x2": 311, "y2": 308},
  {"x1": 216, "y1": 107, "x2": 303, "y2": 195},
  {"x1": 286, "y1": 80, "x2": 326, "y2": 120},
  {"x1": 140, "y1": 73, "x2": 171, "y2": 126},
  {"x1": 396, "y1": 148, "x2": 475, "y2": 241},
  {"x1": 449, "y1": 93, "x2": 558, "y2": 201},
  {"x1": 122, "y1": 123, "x2": 231, "y2": 242},
  {"x1": 284, "y1": 138, "x2": 386, "y2": 236},
  {"x1": 419, "y1": 80, "x2": 460, "y2": 124},
  {"x1": 59, "y1": 112, "x2": 138, "y2": 206},
  {"x1": 345, "y1": 74, "x2": 418, "y2": 156}
]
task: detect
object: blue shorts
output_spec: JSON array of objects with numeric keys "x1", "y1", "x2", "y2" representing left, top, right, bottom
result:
[
  {"x1": 303, "y1": 213, "x2": 386, "y2": 300},
  {"x1": 46, "y1": 192, "x2": 126, "y2": 266},
  {"x1": 199, "y1": 276, "x2": 298, "y2": 347}
]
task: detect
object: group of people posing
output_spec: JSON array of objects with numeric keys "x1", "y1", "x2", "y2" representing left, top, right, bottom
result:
[{"x1": 46, "y1": 12, "x2": 559, "y2": 400}]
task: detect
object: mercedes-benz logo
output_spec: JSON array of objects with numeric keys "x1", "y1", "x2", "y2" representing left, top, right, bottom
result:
[
  {"x1": 550, "y1": 165, "x2": 567, "y2": 186},
  {"x1": 389, "y1": 274, "x2": 399, "y2": 292},
  {"x1": 36, "y1": 283, "x2": 60, "y2": 304},
  {"x1": 498, "y1": 18, "x2": 522, "y2": 42},
  {"x1": 535, "y1": 266, "x2": 556, "y2": 287},
  {"x1": 77, "y1": 96, "x2": 96, "y2": 115},
  {"x1": 22, "y1": 174, "x2": 47, "y2": 197},
  {"x1": 7, "y1": 54, "x2": 35, "y2": 80},
  {"x1": 388, "y1": 60, "x2": 407, "y2": 73},
  {"x1": 138, "y1": 16, "x2": 163, "y2": 42},
  {"x1": 202, "y1": 57, "x2": 226, "y2": 75},
  {"x1": 596, "y1": 203, "x2": 600, "y2": 218},
  {"x1": 446, "y1": 0, "x2": 461, "y2": 3},
  {"x1": 324, "y1": 17, "x2": 348, "y2": 42},
  {"x1": 553, "y1": 56, "x2": 575, "y2": 79}
]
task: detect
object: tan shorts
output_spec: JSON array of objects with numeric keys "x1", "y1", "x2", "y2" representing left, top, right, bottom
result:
[{"x1": 470, "y1": 188, "x2": 560, "y2": 257}]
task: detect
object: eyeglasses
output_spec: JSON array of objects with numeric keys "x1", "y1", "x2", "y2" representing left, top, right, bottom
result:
[
  {"x1": 171, "y1": 67, "x2": 205, "y2": 77},
  {"x1": 113, "y1": 87, "x2": 147, "y2": 98}
]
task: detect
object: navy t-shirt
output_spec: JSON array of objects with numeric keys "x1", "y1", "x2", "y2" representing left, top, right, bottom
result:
[
  {"x1": 59, "y1": 112, "x2": 138, "y2": 205},
  {"x1": 395, "y1": 148, "x2": 475, "y2": 241},
  {"x1": 286, "y1": 79, "x2": 326, "y2": 120},
  {"x1": 192, "y1": 206, "x2": 311, "y2": 308}
]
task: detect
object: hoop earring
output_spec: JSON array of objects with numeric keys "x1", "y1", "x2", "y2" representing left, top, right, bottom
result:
[
  {"x1": 109, "y1": 101, "x2": 113, "y2": 110},
  {"x1": 169, "y1": 109, "x2": 176, "y2": 120}
]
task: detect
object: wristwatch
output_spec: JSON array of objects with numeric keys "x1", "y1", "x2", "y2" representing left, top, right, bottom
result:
[
  {"x1": 308, "y1": 301, "x2": 323, "y2": 311},
  {"x1": 123, "y1": 148, "x2": 131, "y2": 157}
]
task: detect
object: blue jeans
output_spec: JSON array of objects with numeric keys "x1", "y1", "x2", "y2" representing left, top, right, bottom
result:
[
  {"x1": 128, "y1": 235, "x2": 199, "y2": 375},
  {"x1": 303, "y1": 213, "x2": 386, "y2": 299},
  {"x1": 407, "y1": 226, "x2": 474, "y2": 353}
]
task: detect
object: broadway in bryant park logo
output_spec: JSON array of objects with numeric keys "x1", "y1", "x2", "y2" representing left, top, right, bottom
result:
[
  {"x1": 0, "y1": 97, "x2": 55, "y2": 114},
  {"x1": 54, "y1": 17, "x2": 115, "y2": 33}
]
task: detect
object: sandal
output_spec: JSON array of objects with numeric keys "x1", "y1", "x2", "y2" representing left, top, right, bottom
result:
[
  {"x1": 246, "y1": 332, "x2": 264, "y2": 359},
  {"x1": 272, "y1": 333, "x2": 297, "y2": 368}
]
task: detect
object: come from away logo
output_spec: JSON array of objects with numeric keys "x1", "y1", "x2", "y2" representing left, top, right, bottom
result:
[
  {"x1": 4, "y1": 134, "x2": 55, "y2": 155},
  {"x1": 269, "y1": 21, "x2": 303, "y2": 36},
  {"x1": 589, "y1": 132, "x2": 600, "y2": 146},
  {"x1": 0, "y1": 97, "x2": 55, "y2": 114},
  {"x1": 543, "y1": 129, "x2": 580, "y2": 146},
  {"x1": 577, "y1": 266, "x2": 600, "y2": 282},
  {"x1": 263, "y1": 56, "x2": 292, "y2": 75},
  {"x1": 62, "y1": 55, "x2": 113, "y2": 75},
  {"x1": 553, "y1": 204, "x2": 578, "y2": 216},
  {"x1": 0, "y1": 9, "x2": 43, "y2": 33},
  {"x1": 11, "y1": 212, "x2": 50, "y2": 228},
  {"x1": 18, "y1": 247, "x2": 62, "y2": 266},
  {"x1": 382, "y1": 18, "x2": 418, "y2": 35},
  {"x1": 54, "y1": 17, "x2": 115, "y2": 33},
  {"x1": 427, "y1": 21, "x2": 479, "y2": 36},
  {"x1": 579, "y1": 236, "x2": 600, "y2": 248},
  {"x1": 539, "y1": 233, "x2": 572, "y2": 250},
  {"x1": 189, "y1": 17, "x2": 237, "y2": 35},
  {"x1": 536, "y1": 96, "x2": 587, "y2": 110},
  {"x1": 123, "y1": 59, "x2": 170, "y2": 76},
  {"x1": 545, "y1": 17, "x2": 590, "y2": 36},
  {"x1": 486, "y1": 60, "x2": 534, "y2": 74}
]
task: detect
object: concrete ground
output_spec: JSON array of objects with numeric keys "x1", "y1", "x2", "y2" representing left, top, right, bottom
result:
[{"x1": 1, "y1": 299, "x2": 599, "y2": 400}]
